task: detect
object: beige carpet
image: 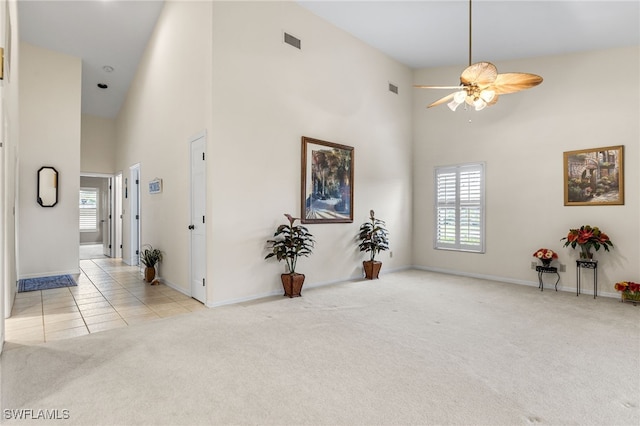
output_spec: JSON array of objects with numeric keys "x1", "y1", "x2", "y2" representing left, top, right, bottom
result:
[{"x1": 1, "y1": 270, "x2": 638, "y2": 425}]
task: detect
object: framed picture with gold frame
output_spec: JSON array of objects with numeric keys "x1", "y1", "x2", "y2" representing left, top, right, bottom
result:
[
  {"x1": 563, "y1": 145, "x2": 624, "y2": 206},
  {"x1": 301, "y1": 136, "x2": 353, "y2": 223}
]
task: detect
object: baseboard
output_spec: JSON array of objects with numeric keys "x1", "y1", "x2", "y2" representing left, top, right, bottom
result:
[
  {"x1": 208, "y1": 265, "x2": 414, "y2": 308},
  {"x1": 156, "y1": 276, "x2": 191, "y2": 297},
  {"x1": 18, "y1": 269, "x2": 81, "y2": 280},
  {"x1": 206, "y1": 264, "x2": 620, "y2": 308},
  {"x1": 414, "y1": 265, "x2": 620, "y2": 299}
]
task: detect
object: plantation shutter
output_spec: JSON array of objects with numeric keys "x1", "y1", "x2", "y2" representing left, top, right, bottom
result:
[
  {"x1": 434, "y1": 163, "x2": 485, "y2": 252},
  {"x1": 79, "y1": 188, "x2": 98, "y2": 231}
]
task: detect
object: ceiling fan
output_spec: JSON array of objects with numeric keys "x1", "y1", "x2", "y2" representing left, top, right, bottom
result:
[{"x1": 415, "y1": 0, "x2": 543, "y2": 111}]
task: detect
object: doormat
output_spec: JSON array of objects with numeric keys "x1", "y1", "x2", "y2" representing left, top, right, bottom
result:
[{"x1": 18, "y1": 275, "x2": 77, "y2": 293}]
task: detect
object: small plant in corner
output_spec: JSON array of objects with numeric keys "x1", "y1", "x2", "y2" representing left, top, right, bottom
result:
[
  {"x1": 140, "y1": 244, "x2": 163, "y2": 284},
  {"x1": 265, "y1": 214, "x2": 315, "y2": 297},
  {"x1": 357, "y1": 210, "x2": 390, "y2": 279}
]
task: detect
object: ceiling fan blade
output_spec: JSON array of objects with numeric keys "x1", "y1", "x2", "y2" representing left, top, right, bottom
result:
[
  {"x1": 461, "y1": 62, "x2": 497, "y2": 86},
  {"x1": 414, "y1": 85, "x2": 464, "y2": 90},
  {"x1": 427, "y1": 92, "x2": 456, "y2": 108},
  {"x1": 491, "y1": 72, "x2": 543, "y2": 95}
]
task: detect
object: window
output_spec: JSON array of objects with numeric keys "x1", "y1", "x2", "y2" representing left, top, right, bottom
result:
[
  {"x1": 79, "y1": 188, "x2": 99, "y2": 231},
  {"x1": 434, "y1": 163, "x2": 485, "y2": 252}
]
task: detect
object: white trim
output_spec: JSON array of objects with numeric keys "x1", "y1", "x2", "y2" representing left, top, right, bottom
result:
[
  {"x1": 434, "y1": 162, "x2": 485, "y2": 253},
  {"x1": 80, "y1": 172, "x2": 113, "y2": 178},
  {"x1": 129, "y1": 164, "x2": 140, "y2": 266},
  {"x1": 19, "y1": 269, "x2": 81, "y2": 280},
  {"x1": 413, "y1": 265, "x2": 620, "y2": 299},
  {"x1": 207, "y1": 266, "x2": 413, "y2": 308},
  {"x1": 155, "y1": 276, "x2": 192, "y2": 298}
]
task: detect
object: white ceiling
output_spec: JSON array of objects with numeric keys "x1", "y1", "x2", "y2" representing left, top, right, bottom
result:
[
  {"x1": 18, "y1": 1, "x2": 639, "y2": 119},
  {"x1": 18, "y1": 0, "x2": 164, "y2": 119}
]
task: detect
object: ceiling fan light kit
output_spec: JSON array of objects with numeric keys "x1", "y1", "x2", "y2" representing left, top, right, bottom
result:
[{"x1": 416, "y1": 0, "x2": 542, "y2": 111}]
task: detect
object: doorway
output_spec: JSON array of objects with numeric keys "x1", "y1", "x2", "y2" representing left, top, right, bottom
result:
[{"x1": 79, "y1": 175, "x2": 112, "y2": 260}]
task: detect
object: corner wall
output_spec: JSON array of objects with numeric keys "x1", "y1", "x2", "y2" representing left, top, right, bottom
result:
[
  {"x1": 209, "y1": 2, "x2": 413, "y2": 304},
  {"x1": 115, "y1": 0, "x2": 213, "y2": 290},
  {"x1": 413, "y1": 47, "x2": 640, "y2": 295},
  {"x1": 18, "y1": 42, "x2": 81, "y2": 278},
  {"x1": 1, "y1": 0, "x2": 20, "y2": 349}
]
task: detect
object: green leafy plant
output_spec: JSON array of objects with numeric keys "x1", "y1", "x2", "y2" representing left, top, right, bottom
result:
[
  {"x1": 357, "y1": 210, "x2": 390, "y2": 261},
  {"x1": 265, "y1": 214, "x2": 315, "y2": 274},
  {"x1": 140, "y1": 244, "x2": 163, "y2": 268}
]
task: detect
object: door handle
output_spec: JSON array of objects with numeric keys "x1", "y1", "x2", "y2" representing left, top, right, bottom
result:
[{"x1": 188, "y1": 225, "x2": 195, "y2": 230}]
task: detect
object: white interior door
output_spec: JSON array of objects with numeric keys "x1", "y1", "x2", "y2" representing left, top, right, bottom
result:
[
  {"x1": 102, "y1": 178, "x2": 112, "y2": 257},
  {"x1": 114, "y1": 173, "x2": 123, "y2": 259},
  {"x1": 129, "y1": 164, "x2": 140, "y2": 265},
  {"x1": 190, "y1": 134, "x2": 206, "y2": 303}
]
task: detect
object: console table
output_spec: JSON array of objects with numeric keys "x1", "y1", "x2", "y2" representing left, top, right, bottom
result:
[
  {"x1": 536, "y1": 265, "x2": 559, "y2": 291},
  {"x1": 576, "y1": 259, "x2": 598, "y2": 298}
]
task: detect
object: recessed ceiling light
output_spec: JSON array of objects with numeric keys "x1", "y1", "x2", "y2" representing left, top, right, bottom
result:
[
  {"x1": 97, "y1": 83, "x2": 108, "y2": 89},
  {"x1": 102, "y1": 65, "x2": 114, "y2": 73}
]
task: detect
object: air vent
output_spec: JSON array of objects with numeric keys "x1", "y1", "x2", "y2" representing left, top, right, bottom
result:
[
  {"x1": 388, "y1": 83, "x2": 399, "y2": 94},
  {"x1": 284, "y1": 32, "x2": 301, "y2": 50}
]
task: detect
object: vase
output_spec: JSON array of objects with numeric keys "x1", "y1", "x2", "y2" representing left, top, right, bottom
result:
[
  {"x1": 579, "y1": 246, "x2": 593, "y2": 260},
  {"x1": 144, "y1": 266, "x2": 156, "y2": 283},
  {"x1": 541, "y1": 259, "x2": 552, "y2": 267},
  {"x1": 621, "y1": 292, "x2": 640, "y2": 302}
]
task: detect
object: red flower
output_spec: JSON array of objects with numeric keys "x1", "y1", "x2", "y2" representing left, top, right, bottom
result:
[
  {"x1": 614, "y1": 282, "x2": 628, "y2": 291},
  {"x1": 577, "y1": 229, "x2": 594, "y2": 244}
]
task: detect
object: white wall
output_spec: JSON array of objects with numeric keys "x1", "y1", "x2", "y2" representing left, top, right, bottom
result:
[
  {"x1": 1, "y1": 0, "x2": 20, "y2": 348},
  {"x1": 18, "y1": 42, "x2": 81, "y2": 278},
  {"x1": 209, "y1": 2, "x2": 413, "y2": 305},
  {"x1": 413, "y1": 47, "x2": 640, "y2": 296},
  {"x1": 116, "y1": 0, "x2": 213, "y2": 289},
  {"x1": 115, "y1": 1, "x2": 412, "y2": 305},
  {"x1": 81, "y1": 114, "x2": 116, "y2": 174}
]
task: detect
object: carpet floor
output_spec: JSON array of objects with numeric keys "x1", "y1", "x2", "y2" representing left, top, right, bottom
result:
[
  {"x1": 17, "y1": 275, "x2": 77, "y2": 293},
  {"x1": 1, "y1": 270, "x2": 638, "y2": 425}
]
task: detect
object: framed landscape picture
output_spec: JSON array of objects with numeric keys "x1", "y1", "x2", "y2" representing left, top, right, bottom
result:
[
  {"x1": 563, "y1": 145, "x2": 624, "y2": 206},
  {"x1": 301, "y1": 136, "x2": 354, "y2": 223}
]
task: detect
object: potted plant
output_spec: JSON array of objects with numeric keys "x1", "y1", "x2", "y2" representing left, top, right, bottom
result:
[
  {"x1": 357, "y1": 210, "x2": 390, "y2": 279},
  {"x1": 265, "y1": 214, "x2": 315, "y2": 297},
  {"x1": 561, "y1": 225, "x2": 613, "y2": 260},
  {"x1": 140, "y1": 244, "x2": 163, "y2": 284},
  {"x1": 615, "y1": 281, "x2": 640, "y2": 304}
]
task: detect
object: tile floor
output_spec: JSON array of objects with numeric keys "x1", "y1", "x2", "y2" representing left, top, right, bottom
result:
[{"x1": 5, "y1": 258, "x2": 205, "y2": 348}]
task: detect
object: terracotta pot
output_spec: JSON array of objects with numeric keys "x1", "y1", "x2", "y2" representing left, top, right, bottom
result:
[
  {"x1": 144, "y1": 266, "x2": 156, "y2": 283},
  {"x1": 363, "y1": 260, "x2": 382, "y2": 279},
  {"x1": 281, "y1": 273, "x2": 305, "y2": 298}
]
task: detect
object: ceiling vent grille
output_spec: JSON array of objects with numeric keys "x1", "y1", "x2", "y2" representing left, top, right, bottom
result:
[
  {"x1": 284, "y1": 32, "x2": 301, "y2": 49},
  {"x1": 388, "y1": 83, "x2": 399, "y2": 94}
]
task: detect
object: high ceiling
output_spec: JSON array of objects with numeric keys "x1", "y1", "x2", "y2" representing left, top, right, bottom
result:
[
  {"x1": 18, "y1": 0, "x2": 164, "y2": 119},
  {"x1": 297, "y1": 1, "x2": 639, "y2": 69},
  {"x1": 18, "y1": 1, "x2": 640, "y2": 119}
]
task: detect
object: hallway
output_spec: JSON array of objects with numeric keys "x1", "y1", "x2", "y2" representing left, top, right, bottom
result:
[{"x1": 4, "y1": 259, "x2": 205, "y2": 349}]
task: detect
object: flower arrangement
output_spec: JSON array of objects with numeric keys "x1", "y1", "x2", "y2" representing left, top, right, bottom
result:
[
  {"x1": 533, "y1": 248, "x2": 558, "y2": 260},
  {"x1": 614, "y1": 281, "x2": 640, "y2": 302},
  {"x1": 561, "y1": 225, "x2": 613, "y2": 259}
]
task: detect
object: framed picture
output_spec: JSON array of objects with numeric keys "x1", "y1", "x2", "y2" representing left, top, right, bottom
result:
[
  {"x1": 148, "y1": 178, "x2": 162, "y2": 194},
  {"x1": 301, "y1": 136, "x2": 354, "y2": 223},
  {"x1": 563, "y1": 145, "x2": 624, "y2": 206}
]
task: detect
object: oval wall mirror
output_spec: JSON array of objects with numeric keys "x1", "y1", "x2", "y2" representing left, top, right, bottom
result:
[{"x1": 37, "y1": 166, "x2": 58, "y2": 207}]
